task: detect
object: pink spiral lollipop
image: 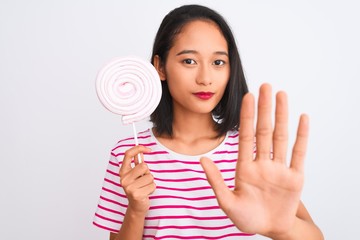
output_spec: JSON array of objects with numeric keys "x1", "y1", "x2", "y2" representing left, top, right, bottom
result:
[
  {"x1": 96, "y1": 56, "x2": 162, "y2": 124},
  {"x1": 96, "y1": 56, "x2": 162, "y2": 162}
]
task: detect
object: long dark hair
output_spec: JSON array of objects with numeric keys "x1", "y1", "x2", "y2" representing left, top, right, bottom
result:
[{"x1": 150, "y1": 4, "x2": 248, "y2": 137}]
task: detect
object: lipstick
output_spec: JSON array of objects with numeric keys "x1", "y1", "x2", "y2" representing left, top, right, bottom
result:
[{"x1": 193, "y1": 92, "x2": 214, "y2": 100}]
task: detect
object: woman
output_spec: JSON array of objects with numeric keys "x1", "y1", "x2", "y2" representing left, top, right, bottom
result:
[{"x1": 93, "y1": 5, "x2": 323, "y2": 239}]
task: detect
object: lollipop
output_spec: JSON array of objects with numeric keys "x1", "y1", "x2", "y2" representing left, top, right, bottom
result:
[{"x1": 96, "y1": 56, "x2": 162, "y2": 162}]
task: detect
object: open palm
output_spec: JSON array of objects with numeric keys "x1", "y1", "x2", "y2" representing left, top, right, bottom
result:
[{"x1": 201, "y1": 84, "x2": 309, "y2": 238}]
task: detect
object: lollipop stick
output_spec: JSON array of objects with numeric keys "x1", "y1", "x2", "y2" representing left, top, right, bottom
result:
[{"x1": 132, "y1": 122, "x2": 142, "y2": 163}]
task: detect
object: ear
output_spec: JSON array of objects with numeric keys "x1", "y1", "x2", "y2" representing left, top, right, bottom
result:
[{"x1": 153, "y1": 55, "x2": 166, "y2": 81}]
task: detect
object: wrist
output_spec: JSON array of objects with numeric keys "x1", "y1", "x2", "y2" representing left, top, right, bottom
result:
[
  {"x1": 126, "y1": 207, "x2": 147, "y2": 219},
  {"x1": 117, "y1": 206, "x2": 147, "y2": 240},
  {"x1": 263, "y1": 217, "x2": 298, "y2": 240},
  {"x1": 127, "y1": 205, "x2": 148, "y2": 219},
  {"x1": 269, "y1": 217, "x2": 324, "y2": 240}
]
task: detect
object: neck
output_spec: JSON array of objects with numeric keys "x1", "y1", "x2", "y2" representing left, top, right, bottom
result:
[
  {"x1": 171, "y1": 110, "x2": 219, "y2": 142},
  {"x1": 153, "y1": 107, "x2": 225, "y2": 156}
]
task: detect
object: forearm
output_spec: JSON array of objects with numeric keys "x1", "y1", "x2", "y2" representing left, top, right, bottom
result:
[
  {"x1": 271, "y1": 217, "x2": 324, "y2": 240},
  {"x1": 113, "y1": 208, "x2": 146, "y2": 240}
]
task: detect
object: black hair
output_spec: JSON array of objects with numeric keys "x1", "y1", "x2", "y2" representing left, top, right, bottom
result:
[{"x1": 150, "y1": 4, "x2": 248, "y2": 137}]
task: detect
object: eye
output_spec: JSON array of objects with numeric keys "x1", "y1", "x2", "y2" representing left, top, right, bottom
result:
[
  {"x1": 183, "y1": 59, "x2": 196, "y2": 65},
  {"x1": 213, "y1": 60, "x2": 226, "y2": 66}
]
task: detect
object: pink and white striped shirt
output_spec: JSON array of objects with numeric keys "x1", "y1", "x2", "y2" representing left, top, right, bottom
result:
[{"x1": 93, "y1": 128, "x2": 257, "y2": 239}]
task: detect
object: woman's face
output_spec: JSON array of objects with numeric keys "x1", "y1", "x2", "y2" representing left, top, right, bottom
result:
[{"x1": 162, "y1": 20, "x2": 230, "y2": 116}]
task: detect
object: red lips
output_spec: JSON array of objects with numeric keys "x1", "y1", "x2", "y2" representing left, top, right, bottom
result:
[{"x1": 193, "y1": 92, "x2": 214, "y2": 100}]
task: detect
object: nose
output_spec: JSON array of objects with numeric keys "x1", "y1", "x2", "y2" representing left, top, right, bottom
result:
[{"x1": 196, "y1": 65, "x2": 212, "y2": 86}]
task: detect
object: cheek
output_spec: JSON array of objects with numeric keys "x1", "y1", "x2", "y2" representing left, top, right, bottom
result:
[
  {"x1": 167, "y1": 81, "x2": 178, "y2": 97},
  {"x1": 166, "y1": 76, "x2": 186, "y2": 100},
  {"x1": 165, "y1": 67, "x2": 193, "y2": 91},
  {"x1": 216, "y1": 77, "x2": 230, "y2": 100},
  {"x1": 218, "y1": 71, "x2": 230, "y2": 90}
]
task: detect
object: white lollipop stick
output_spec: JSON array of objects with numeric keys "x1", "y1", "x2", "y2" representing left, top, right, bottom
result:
[
  {"x1": 132, "y1": 122, "x2": 142, "y2": 162},
  {"x1": 96, "y1": 56, "x2": 162, "y2": 163}
]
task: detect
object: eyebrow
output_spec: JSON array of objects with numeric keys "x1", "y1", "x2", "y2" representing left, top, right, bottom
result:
[{"x1": 176, "y1": 49, "x2": 229, "y2": 57}]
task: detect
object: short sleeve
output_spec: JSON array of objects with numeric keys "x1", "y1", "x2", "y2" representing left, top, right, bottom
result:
[{"x1": 93, "y1": 152, "x2": 128, "y2": 233}]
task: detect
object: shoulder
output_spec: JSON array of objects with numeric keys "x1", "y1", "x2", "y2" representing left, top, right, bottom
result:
[
  {"x1": 224, "y1": 130, "x2": 239, "y2": 144},
  {"x1": 210, "y1": 130, "x2": 239, "y2": 155},
  {"x1": 111, "y1": 128, "x2": 152, "y2": 156},
  {"x1": 227, "y1": 129, "x2": 239, "y2": 138}
]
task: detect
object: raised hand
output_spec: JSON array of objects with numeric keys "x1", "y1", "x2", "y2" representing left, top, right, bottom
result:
[
  {"x1": 201, "y1": 83, "x2": 309, "y2": 238},
  {"x1": 119, "y1": 145, "x2": 156, "y2": 214}
]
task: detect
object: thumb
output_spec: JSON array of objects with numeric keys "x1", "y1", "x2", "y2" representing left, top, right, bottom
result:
[{"x1": 200, "y1": 157, "x2": 232, "y2": 207}]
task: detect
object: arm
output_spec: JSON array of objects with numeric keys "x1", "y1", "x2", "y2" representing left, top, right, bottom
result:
[
  {"x1": 271, "y1": 202, "x2": 323, "y2": 240},
  {"x1": 200, "y1": 84, "x2": 323, "y2": 239},
  {"x1": 109, "y1": 208, "x2": 146, "y2": 240},
  {"x1": 110, "y1": 146, "x2": 156, "y2": 240}
]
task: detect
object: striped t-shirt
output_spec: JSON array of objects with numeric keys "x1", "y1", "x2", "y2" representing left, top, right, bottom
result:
[{"x1": 93, "y1": 128, "x2": 257, "y2": 239}]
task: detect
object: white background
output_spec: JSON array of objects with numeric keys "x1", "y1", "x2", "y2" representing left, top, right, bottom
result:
[{"x1": 1, "y1": 0, "x2": 359, "y2": 239}]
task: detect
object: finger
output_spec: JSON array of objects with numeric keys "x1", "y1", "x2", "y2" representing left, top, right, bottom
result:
[
  {"x1": 125, "y1": 176, "x2": 156, "y2": 200},
  {"x1": 255, "y1": 83, "x2": 273, "y2": 160},
  {"x1": 238, "y1": 93, "x2": 255, "y2": 162},
  {"x1": 120, "y1": 146, "x2": 151, "y2": 175},
  {"x1": 139, "y1": 182, "x2": 157, "y2": 196},
  {"x1": 200, "y1": 157, "x2": 232, "y2": 207},
  {"x1": 128, "y1": 172, "x2": 155, "y2": 192},
  {"x1": 273, "y1": 91, "x2": 288, "y2": 163},
  {"x1": 121, "y1": 162, "x2": 152, "y2": 187},
  {"x1": 133, "y1": 162, "x2": 152, "y2": 178},
  {"x1": 290, "y1": 114, "x2": 309, "y2": 172},
  {"x1": 134, "y1": 152, "x2": 145, "y2": 165}
]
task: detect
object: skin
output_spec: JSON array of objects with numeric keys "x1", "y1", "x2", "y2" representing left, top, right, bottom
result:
[
  {"x1": 201, "y1": 85, "x2": 324, "y2": 239},
  {"x1": 154, "y1": 20, "x2": 230, "y2": 155},
  {"x1": 110, "y1": 20, "x2": 323, "y2": 240}
]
